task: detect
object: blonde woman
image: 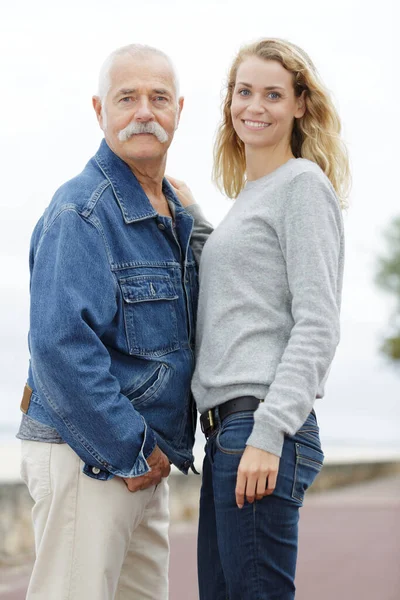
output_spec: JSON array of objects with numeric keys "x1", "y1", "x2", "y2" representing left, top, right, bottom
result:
[{"x1": 186, "y1": 39, "x2": 349, "y2": 599}]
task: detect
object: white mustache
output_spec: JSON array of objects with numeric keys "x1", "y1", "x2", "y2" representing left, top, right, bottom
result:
[{"x1": 118, "y1": 121, "x2": 169, "y2": 143}]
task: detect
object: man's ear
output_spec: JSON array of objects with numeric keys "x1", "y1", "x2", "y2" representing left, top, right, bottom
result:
[
  {"x1": 92, "y1": 96, "x2": 105, "y2": 130},
  {"x1": 175, "y1": 96, "x2": 184, "y2": 129},
  {"x1": 294, "y1": 90, "x2": 306, "y2": 119}
]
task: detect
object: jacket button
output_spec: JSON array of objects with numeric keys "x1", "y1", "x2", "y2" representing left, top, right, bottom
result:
[
  {"x1": 158, "y1": 223, "x2": 166, "y2": 230},
  {"x1": 92, "y1": 467, "x2": 101, "y2": 475}
]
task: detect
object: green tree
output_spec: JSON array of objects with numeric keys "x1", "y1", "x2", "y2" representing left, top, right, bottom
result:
[{"x1": 375, "y1": 216, "x2": 400, "y2": 360}]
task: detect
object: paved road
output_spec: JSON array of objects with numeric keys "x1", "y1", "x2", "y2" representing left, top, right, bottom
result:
[{"x1": 2, "y1": 474, "x2": 399, "y2": 600}]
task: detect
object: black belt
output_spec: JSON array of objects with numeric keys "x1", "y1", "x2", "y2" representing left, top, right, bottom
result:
[{"x1": 200, "y1": 396, "x2": 261, "y2": 438}]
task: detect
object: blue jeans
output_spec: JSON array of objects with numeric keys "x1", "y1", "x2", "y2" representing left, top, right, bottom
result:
[{"x1": 197, "y1": 408, "x2": 324, "y2": 600}]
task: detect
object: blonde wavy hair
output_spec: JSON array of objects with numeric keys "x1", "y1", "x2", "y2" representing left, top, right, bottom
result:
[{"x1": 213, "y1": 38, "x2": 350, "y2": 207}]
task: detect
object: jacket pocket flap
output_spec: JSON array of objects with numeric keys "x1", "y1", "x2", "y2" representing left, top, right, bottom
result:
[{"x1": 120, "y1": 275, "x2": 178, "y2": 303}]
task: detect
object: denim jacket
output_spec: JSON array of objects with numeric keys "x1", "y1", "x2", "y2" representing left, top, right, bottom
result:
[{"x1": 21, "y1": 139, "x2": 207, "y2": 480}]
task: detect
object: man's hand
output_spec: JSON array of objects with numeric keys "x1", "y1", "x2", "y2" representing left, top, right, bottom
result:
[
  {"x1": 122, "y1": 445, "x2": 171, "y2": 493},
  {"x1": 166, "y1": 175, "x2": 196, "y2": 207},
  {"x1": 235, "y1": 445, "x2": 280, "y2": 509}
]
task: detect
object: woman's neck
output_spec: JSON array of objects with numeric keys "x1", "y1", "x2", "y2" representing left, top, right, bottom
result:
[{"x1": 245, "y1": 146, "x2": 295, "y2": 181}]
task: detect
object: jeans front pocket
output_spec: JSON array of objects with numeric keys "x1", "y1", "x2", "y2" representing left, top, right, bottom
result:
[
  {"x1": 20, "y1": 440, "x2": 52, "y2": 502},
  {"x1": 216, "y1": 412, "x2": 255, "y2": 455},
  {"x1": 292, "y1": 442, "x2": 324, "y2": 504},
  {"x1": 119, "y1": 274, "x2": 180, "y2": 357}
]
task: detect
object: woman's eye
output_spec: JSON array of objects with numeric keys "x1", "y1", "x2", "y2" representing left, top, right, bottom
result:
[
  {"x1": 268, "y1": 92, "x2": 281, "y2": 100},
  {"x1": 238, "y1": 89, "x2": 251, "y2": 96}
]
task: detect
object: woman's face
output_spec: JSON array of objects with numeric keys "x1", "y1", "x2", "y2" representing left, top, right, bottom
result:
[{"x1": 230, "y1": 56, "x2": 305, "y2": 152}]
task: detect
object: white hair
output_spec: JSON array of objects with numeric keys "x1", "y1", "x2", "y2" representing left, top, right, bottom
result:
[
  {"x1": 97, "y1": 44, "x2": 180, "y2": 103},
  {"x1": 118, "y1": 121, "x2": 169, "y2": 144}
]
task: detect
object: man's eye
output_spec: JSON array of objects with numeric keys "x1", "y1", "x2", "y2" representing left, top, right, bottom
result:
[
  {"x1": 120, "y1": 97, "x2": 133, "y2": 103},
  {"x1": 154, "y1": 96, "x2": 168, "y2": 103}
]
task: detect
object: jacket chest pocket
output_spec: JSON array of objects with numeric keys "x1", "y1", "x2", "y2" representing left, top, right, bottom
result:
[{"x1": 119, "y1": 275, "x2": 180, "y2": 357}]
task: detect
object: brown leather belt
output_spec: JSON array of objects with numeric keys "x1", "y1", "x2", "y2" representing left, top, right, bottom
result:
[{"x1": 200, "y1": 396, "x2": 261, "y2": 438}]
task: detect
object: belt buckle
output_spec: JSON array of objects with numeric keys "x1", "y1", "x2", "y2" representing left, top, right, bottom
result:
[{"x1": 201, "y1": 409, "x2": 215, "y2": 437}]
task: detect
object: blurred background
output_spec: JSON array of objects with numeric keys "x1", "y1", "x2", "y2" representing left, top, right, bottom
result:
[{"x1": 0, "y1": 1, "x2": 399, "y2": 598}]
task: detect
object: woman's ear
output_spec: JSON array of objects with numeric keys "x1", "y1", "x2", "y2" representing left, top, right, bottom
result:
[{"x1": 295, "y1": 90, "x2": 306, "y2": 119}]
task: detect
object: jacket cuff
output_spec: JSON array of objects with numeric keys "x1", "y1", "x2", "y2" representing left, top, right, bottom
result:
[{"x1": 82, "y1": 418, "x2": 157, "y2": 480}]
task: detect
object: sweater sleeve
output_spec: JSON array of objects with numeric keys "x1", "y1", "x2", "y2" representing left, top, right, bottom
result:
[
  {"x1": 246, "y1": 171, "x2": 343, "y2": 457},
  {"x1": 184, "y1": 204, "x2": 214, "y2": 266}
]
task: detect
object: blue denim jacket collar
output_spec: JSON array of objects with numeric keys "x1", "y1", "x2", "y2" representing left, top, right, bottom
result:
[{"x1": 94, "y1": 139, "x2": 185, "y2": 224}]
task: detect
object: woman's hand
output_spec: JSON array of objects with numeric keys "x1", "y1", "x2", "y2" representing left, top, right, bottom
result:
[
  {"x1": 166, "y1": 175, "x2": 196, "y2": 207},
  {"x1": 235, "y1": 445, "x2": 280, "y2": 508}
]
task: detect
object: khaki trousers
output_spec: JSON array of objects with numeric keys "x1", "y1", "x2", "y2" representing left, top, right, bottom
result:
[{"x1": 20, "y1": 440, "x2": 170, "y2": 600}]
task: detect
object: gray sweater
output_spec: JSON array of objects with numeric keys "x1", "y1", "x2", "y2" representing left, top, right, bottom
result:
[{"x1": 191, "y1": 158, "x2": 344, "y2": 457}]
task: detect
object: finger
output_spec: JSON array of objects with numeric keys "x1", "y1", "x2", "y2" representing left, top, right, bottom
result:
[
  {"x1": 128, "y1": 479, "x2": 155, "y2": 493},
  {"x1": 235, "y1": 471, "x2": 246, "y2": 509},
  {"x1": 165, "y1": 175, "x2": 181, "y2": 188},
  {"x1": 162, "y1": 463, "x2": 171, "y2": 477},
  {"x1": 245, "y1": 474, "x2": 258, "y2": 504},
  {"x1": 255, "y1": 474, "x2": 268, "y2": 500},
  {"x1": 125, "y1": 475, "x2": 150, "y2": 493},
  {"x1": 126, "y1": 482, "x2": 139, "y2": 493},
  {"x1": 264, "y1": 471, "x2": 278, "y2": 496},
  {"x1": 128, "y1": 478, "x2": 146, "y2": 492}
]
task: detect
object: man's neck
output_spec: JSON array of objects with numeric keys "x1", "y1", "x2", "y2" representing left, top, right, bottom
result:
[
  {"x1": 127, "y1": 159, "x2": 166, "y2": 200},
  {"x1": 127, "y1": 158, "x2": 172, "y2": 217}
]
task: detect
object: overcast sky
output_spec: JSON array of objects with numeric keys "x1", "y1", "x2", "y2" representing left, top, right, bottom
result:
[{"x1": 1, "y1": 0, "x2": 399, "y2": 449}]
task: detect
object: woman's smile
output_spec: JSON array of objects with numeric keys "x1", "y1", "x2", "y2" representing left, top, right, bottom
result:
[{"x1": 242, "y1": 119, "x2": 271, "y2": 129}]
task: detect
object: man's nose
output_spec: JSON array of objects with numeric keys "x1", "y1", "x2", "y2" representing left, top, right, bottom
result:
[{"x1": 135, "y1": 97, "x2": 154, "y2": 121}]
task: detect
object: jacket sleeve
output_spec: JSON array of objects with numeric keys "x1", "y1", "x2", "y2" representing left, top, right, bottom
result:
[
  {"x1": 29, "y1": 208, "x2": 156, "y2": 479},
  {"x1": 246, "y1": 172, "x2": 343, "y2": 457},
  {"x1": 184, "y1": 204, "x2": 214, "y2": 265}
]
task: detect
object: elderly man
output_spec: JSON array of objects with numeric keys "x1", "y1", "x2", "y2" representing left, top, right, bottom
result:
[{"x1": 17, "y1": 44, "x2": 211, "y2": 599}]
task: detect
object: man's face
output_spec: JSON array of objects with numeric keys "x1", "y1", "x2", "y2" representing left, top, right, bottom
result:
[{"x1": 93, "y1": 54, "x2": 183, "y2": 167}]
